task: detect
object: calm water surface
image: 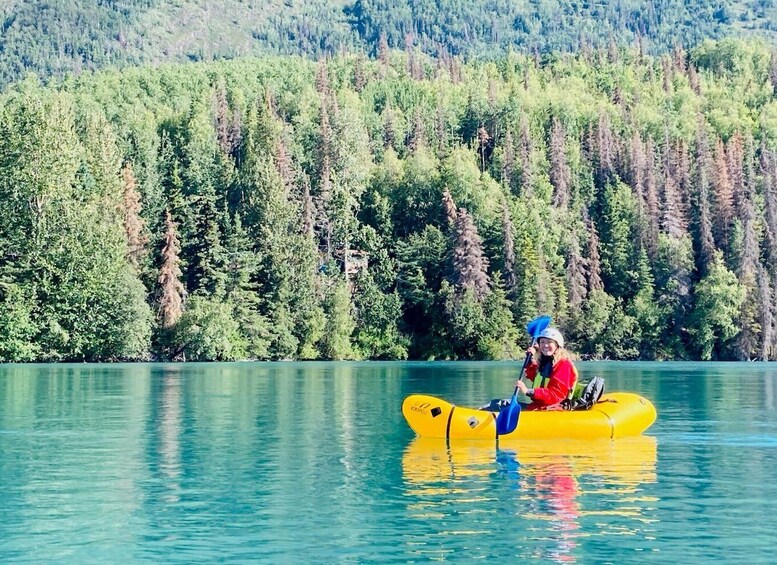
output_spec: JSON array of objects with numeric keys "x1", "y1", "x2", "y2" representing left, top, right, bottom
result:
[{"x1": 1, "y1": 362, "x2": 776, "y2": 563}]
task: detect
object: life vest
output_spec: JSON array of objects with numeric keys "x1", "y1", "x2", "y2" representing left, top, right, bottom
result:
[{"x1": 532, "y1": 357, "x2": 579, "y2": 399}]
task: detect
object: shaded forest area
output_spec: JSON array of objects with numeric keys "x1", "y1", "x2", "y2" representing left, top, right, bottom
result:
[
  {"x1": 2, "y1": 0, "x2": 777, "y2": 89},
  {"x1": 2, "y1": 39, "x2": 777, "y2": 362}
]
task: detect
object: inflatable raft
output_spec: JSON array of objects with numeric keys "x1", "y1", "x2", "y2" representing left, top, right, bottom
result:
[{"x1": 402, "y1": 392, "x2": 656, "y2": 440}]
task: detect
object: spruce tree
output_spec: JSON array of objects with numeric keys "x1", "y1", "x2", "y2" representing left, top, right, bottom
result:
[
  {"x1": 712, "y1": 137, "x2": 735, "y2": 250},
  {"x1": 758, "y1": 265, "x2": 774, "y2": 361},
  {"x1": 586, "y1": 214, "x2": 604, "y2": 292},
  {"x1": 158, "y1": 210, "x2": 185, "y2": 329},
  {"x1": 566, "y1": 231, "x2": 588, "y2": 309},
  {"x1": 122, "y1": 162, "x2": 148, "y2": 270},
  {"x1": 549, "y1": 116, "x2": 570, "y2": 208},
  {"x1": 501, "y1": 129, "x2": 516, "y2": 192},
  {"x1": 643, "y1": 138, "x2": 660, "y2": 258},
  {"x1": 451, "y1": 207, "x2": 490, "y2": 300},
  {"x1": 518, "y1": 115, "x2": 533, "y2": 197},
  {"x1": 693, "y1": 120, "x2": 716, "y2": 273},
  {"x1": 761, "y1": 148, "x2": 777, "y2": 272},
  {"x1": 501, "y1": 198, "x2": 517, "y2": 295}
]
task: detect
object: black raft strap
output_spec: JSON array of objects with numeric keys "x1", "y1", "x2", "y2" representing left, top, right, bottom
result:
[{"x1": 446, "y1": 406, "x2": 456, "y2": 440}]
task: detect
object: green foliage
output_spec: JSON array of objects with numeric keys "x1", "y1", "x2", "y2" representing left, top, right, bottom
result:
[
  {"x1": 689, "y1": 253, "x2": 747, "y2": 360},
  {"x1": 320, "y1": 282, "x2": 356, "y2": 360},
  {"x1": 353, "y1": 271, "x2": 409, "y2": 359},
  {"x1": 4, "y1": 0, "x2": 777, "y2": 95},
  {"x1": 0, "y1": 281, "x2": 40, "y2": 362},
  {"x1": 653, "y1": 235, "x2": 695, "y2": 357},
  {"x1": 626, "y1": 249, "x2": 662, "y2": 359},
  {"x1": 575, "y1": 289, "x2": 641, "y2": 360},
  {"x1": 477, "y1": 283, "x2": 521, "y2": 360},
  {"x1": 266, "y1": 303, "x2": 300, "y2": 360},
  {"x1": 440, "y1": 282, "x2": 484, "y2": 359},
  {"x1": 439, "y1": 279, "x2": 519, "y2": 360},
  {"x1": 173, "y1": 295, "x2": 247, "y2": 361},
  {"x1": 0, "y1": 85, "x2": 152, "y2": 361},
  {"x1": 224, "y1": 216, "x2": 272, "y2": 359},
  {"x1": 4, "y1": 39, "x2": 777, "y2": 360},
  {"x1": 390, "y1": 147, "x2": 443, "y2": 237},
  {"x1": 396, "y1": 224, "x2": 449, "y2": 306},
  {"x1": 595, "y1": 181, "x2": 641, "y2": 299}
]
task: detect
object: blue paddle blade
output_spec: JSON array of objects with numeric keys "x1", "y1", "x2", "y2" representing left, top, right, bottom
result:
[
  {"x1": 526, "y1": 315, "x2": 552, "y2": 339},
  {"x1": 496, "y1": 395, "x2": 521, "y2": 435}
]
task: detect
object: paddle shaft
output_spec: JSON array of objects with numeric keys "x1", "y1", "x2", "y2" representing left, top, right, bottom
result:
[{"x1": 514, "y1": 351, "x2": 532, "y2": 397}]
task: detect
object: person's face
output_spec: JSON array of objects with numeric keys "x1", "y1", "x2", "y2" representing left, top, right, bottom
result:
[{"x1": 538, "y1": 337, "x2": 558, "y2": 356}]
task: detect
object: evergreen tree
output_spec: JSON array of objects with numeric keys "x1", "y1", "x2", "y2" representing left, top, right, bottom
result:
[
  {"x1": 158, "y1": 210, "x2": 185, "y2": 330},
  {"x1": 502, "y1": 129, "x2": 517, "y2": 192},
  {"x1": 693, "y1": 120, "x2": 716, "y2": 273},
  {"x1": 187, "y1": 194, "x2": 228, "y2": 296},
  {"x1": 442, "y1": 187, "x2": 458, "y2": 227},
  {"x1": 661, "y1": 169, "x2": 688, "y2": 239},
  {"x1": 596, "y1": 181, "x2": 639, "y2": 298},
  {"x1": 733, "y1": 136, "x2": 760, "y2": 359},
  {"x1": 352, "y1": 270, "x2": 408, "y2": 359},
  {"x1": 762, "y1": 148, "x2": 777, "y2": 273},
  {"x1": 320, "y1": 281, "x2": 356, "y2": 360},
  {"x1": 566, "y1": 231, "x2": 588, "y2": 309},
  {"x1": 758, "y1": 265, "x2": 774, "y2": 361},
  {"x1": 712, "y1": 137, "x2": 734, "y2": 250},
  {"x1": 627, "y1": 247, "x2": 661, "y2": 358},
  {"x1": 688, "y1": 62, "x2": 701, "y2": 94},
  {"x1": 688, "y1": 252, "x2": 745, "y2": 360},
  {"x1": 549, "y1": 116, "x2": 570, "y2": 208},
  {"x1": 122, "y1": 162, "x2": 149, "y2": 270},
  {"x1": 502, "y1": 198, "x2": 517, "y2": 295},
  {"x1": 642, "y1": 138, "x2": 660, "y2": 257},
  {"x1": 586, "y1": 213, "x2": 604, "y2": 292},
  {"x1": 738, "y1": 136, "x2": 760, "y2": 280},
  {"x1": 395, "y1": 224, "x2": 449, "y2": 356},
  {"x1": 408, "y1": 107, "x2": 426, "y2": 152},
  {"x1": 451, "y1": 207, "x2": 490, "y2": 300},
  {"x1": 594, "y1": 109, "x2": 616, "y2": 185},
  {"x1": 518, "y1": 115, "x2": 534, "y2": 197},
  {"x1": 316, "y1": 96, "x2": 334, "y2": 258},
  {"x1": 477, "y1": 126, "x2": 491, "y2": 173},
  {"x1": 223, "y1": 212, "x2": 271, "y2": 359},
  {"x1": 212, "y1": 79, "x2": 241, "y2": 159},
  {"x1": 628, "y1": 130, "x2": 649, "y2": 248}
]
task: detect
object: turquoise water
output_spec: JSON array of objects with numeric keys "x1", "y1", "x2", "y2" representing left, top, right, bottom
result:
[{"x1": 1, "y1": 361, "x2": 776, "y2": 563}]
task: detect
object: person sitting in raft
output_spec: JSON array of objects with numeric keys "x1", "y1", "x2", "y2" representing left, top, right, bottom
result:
[{"x1": 514, "y1": 327, "x2": 577, "y2": 411}]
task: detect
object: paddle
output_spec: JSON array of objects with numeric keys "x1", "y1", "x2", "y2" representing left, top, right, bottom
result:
[{"x1": 496, "y1": 315, "x2": 552, "y2": 436}]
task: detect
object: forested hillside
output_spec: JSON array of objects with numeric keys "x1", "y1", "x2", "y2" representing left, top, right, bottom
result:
[
  {"x1": 1, "y1": 39, "x2": 776, "y2": 362},
  {"x1": 3, "y1": 0, "x2": 777, "y2": 89}
]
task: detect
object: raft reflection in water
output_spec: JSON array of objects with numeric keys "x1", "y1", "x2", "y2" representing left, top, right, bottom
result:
[{"x1": 401, "y1": 436, "x2": 658, "y2": 561}]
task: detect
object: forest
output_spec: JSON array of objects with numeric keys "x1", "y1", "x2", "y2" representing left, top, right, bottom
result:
[
  {"x1": 3, "y1": 0, "x2": 777, "y2": 89},
  {"x1": 1, "y1": 38, "x2": 777, "y2": 362}
]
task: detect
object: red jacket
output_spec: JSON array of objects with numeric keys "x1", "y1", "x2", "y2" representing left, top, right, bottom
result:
[{"x1": 524, "y1": 357, "x2": 577, "y2": 410}]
